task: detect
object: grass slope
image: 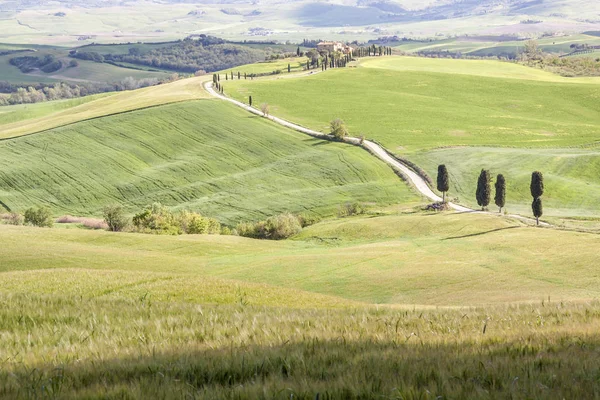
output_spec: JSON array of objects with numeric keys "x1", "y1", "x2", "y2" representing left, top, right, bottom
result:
[
  {"x1": 0, "y1": 76, "x2": 209, "y2": 139},
  {"x1": 226, "y1": 57, "x2": 600, "y2": 217},
  {"x1": 1, "y1": 211, "x2": 600, "y2": 306},
  {"x1": 0, "y1": 99, "x2": 417, "y2": 222}
]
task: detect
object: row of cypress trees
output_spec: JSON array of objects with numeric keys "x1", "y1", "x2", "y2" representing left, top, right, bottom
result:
[{"x1": 437, "y1": 165, "x2": 545, "y2": 225}]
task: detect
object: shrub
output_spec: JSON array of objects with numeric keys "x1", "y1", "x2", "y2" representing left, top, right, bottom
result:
[
  {"x1": 330, "y1": 118, "x2": 348, "y2": 140},
  {"x1": 297, "y1": 213, "x2": 321, "y2": 228},
  {"x1": 338, "y1": 202, "x2": 366, "y2": 217},
  {"x1": 103, "y1": 205, "x2": 129, "y2": 232},
  {"x1": 264, "y1": 213, "x2": 302, "y2": 240},
  {"x1": 237, "y1": 213, "x2": 302, "y2": 240},
  {"x1": 24, "y1": 207, "x2": 53, "y2": 227},
  {"x1": 133, "y1": 203, "x2": 181, "y2": 235}
]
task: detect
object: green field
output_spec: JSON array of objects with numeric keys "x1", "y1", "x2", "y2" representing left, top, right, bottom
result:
[
  {"x1": 0, "y1": 45, "x2": 170, "y2": 85},
  {"x1": 0, "y1": 99, "x2": 417, "y2": 222},
  {"x1": 2, "y1": 211, "x2": 600, "y2": 397},
  {"x1": 226, "y1": 56, "x2": 600, "y2": 218}
]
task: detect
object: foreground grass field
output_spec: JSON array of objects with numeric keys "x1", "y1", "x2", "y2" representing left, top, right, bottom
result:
[
  {"x1": 226, "y1": 56, "x2": 600, "y2": 218},
  {"x1": 0, "y1": 99, "x2": 417, "y2": 222},
  {"x1": 1, "y1": 212, "x2": 600, "y2": 398}
]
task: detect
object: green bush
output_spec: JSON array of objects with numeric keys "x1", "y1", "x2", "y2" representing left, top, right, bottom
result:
[
  {"x1": 236, "y1": 213, "x2": 302, "y2": 240},
  {"x1": 330, "y1": 118, "x2": 348, "y2": 140},
  {"x1": 103, "y1": 205, "x2": 129, "y2": 232},
  {"x1": 132, "y1": 203, "x2": 181, "y2": 235},
  {"x1": 132, "y1": 204, "x2": 222, "y2": 236},
  {"x1": 24, "y1": 207, "x2": 53, "y2": 227},
  {"x1": 338, "y1": 202, "x2": 366, "y2": 217}
]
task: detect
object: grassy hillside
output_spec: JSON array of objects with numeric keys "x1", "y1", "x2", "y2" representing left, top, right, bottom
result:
[
  {"x1": 0, "y1": 99, "x2": 417, "y2": 222},
  {"x1": 0, "y1": 76, "x2": 209, "y2": 139},
  {"x1": 226, "y1": 57, "x2": 600, "y2": 217},
  {"x1": 2, "y1": 211, "x2": 600, "y2": 305}
]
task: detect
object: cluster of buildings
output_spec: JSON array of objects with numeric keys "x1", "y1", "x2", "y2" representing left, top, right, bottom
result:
[{"x1": 316, "y1": 41, "x2": 353, "y2": 55}]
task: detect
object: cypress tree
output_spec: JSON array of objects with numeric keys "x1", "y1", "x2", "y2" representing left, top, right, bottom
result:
[
  {"x1": 296, "y1": 46, "x2": 300, "y2": 56},
  {"x1": 238, "y1": 71, "x2": 241, "y2": 79},
  {"x1": 494, "y1": 174, "x2": 506, "y2": 213},
  {"x1": 532, "y1": 197, "x2": 543, "y2": 225},
  {"x1": 530, "y1": 171, "x2": 544, "y2": 198},
  {"x1": 288, "y1": 63, "x2": 291, "y2": 73},
  {"x1": 530, "y1": 171, "x2": 544, "y2": 225},
  {"x1": 225, "y1": 74, "x2": 228, "y2": 80},
  {"x1": 475, "y1": 169, "x2": 491, "y2": 210},
  {"x1": 437, "y1": 165, "x2": 450, "y2": 202},
  {"x1": 249, "y1": 95, "x2": 252, "y2": 107},
  {"x1": 217, "y1": 74, "x2": 220, "y2": 82},
  {"x1": 306, "y1": 61, "x2": 309, "y2": 70},
  {"x1": 244, "y1": 73, "x2": 247, "y2": 79},
  {"x1": 231, "y1": 71, "x2": 234, "y2": 80}
]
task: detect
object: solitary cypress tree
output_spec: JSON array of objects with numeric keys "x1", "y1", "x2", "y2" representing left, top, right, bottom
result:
[
  {"x1": 249, "y1": 95, "x2": 252, "y2": 107},
  {"x1": 288, "y1": 63, "x2": 291, "y2": 73},
  {"x1": 530, "y1": 171, "x2": 544, "y2": 225},
  {"x1": 475, "y1": 169, "x2": 491, "y2": 210},
  {"x1": 532, "y1": 197, "x2": 543, "y2": 225},
  {"x1": 436, "y1": 165, "x2": 450, "y2": 202},
  {"x1": 530, "y1": 171, "x2": 544, "y2": 198},
  {"x1": 494, "y1": 174, "x2": 506, "y2": 213},
  {"x1": 296, "y1": 46, "x2": 300, "y2": 57}
]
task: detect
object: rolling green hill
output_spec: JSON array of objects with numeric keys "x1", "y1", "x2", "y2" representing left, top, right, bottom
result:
[
  {"x1": 226, "y1": 56, "x2": 600, "y2": 217},
  {"x1": 0, "y1": 99, "x2": 417, "y2": 222}
]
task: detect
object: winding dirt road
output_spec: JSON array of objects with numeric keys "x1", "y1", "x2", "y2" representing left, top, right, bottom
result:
[{"x1": 204, "y1": 80, "x2": 548, "y2": 225}]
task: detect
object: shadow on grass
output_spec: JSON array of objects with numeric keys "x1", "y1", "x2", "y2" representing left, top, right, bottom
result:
[
  {"x1": 4, "y1": 335, "x2": 600, "y2": 399},
  {"x1": 442, "y1": 226, "x2": 521, "y2": 240}
]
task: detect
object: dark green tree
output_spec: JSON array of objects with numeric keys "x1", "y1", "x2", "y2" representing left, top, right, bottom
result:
[
  {"x1": 494, "y1": 174, "x2": 506, "y2": 213},
  {"x1": 436, "y1": 165, "x2": 450, "y2": 202},
  {"x1": 296, "y1": 46, "x2": 300, "y2": 56},
  {"x1": 238, "y1": 71, "x2": 241, "y2": 79},
  {"x1": 231, "y1": 71, "x2": 234, "y2": 80},
  {"x1": 288, "y1": 63, "x2": 291, "y2": 73},
  {"x1": 532, "y1": 197, "x2": 543, "y2": 225},
  {"x1": 475, "y1": 169, "x2": 491, "y2": 210},
  {"x1": 530, "y1": 171, "x2": 544, "y2": 198},
  {"x1": 249, "y1": 95, "x2": 252, "y2": 107}
]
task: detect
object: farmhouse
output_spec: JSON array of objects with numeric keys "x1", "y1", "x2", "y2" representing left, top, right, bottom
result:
[{"x1": 317, "y1": 41, "x2": 353, "y2": 55}]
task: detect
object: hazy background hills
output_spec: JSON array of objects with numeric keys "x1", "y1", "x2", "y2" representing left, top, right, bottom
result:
[{"x1": 1, "y1": 0, "x2": 598, "y2": 45}]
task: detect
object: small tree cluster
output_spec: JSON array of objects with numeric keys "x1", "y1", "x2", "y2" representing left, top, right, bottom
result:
[
  {"x1": 132, "y1": 203, "x2": 221, "y2": 235},
  {"x1": 236, "y1": 213, "x2": 302, "y2": 240}
]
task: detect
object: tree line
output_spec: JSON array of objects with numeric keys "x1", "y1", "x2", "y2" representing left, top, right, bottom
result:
[{"x1": 437, "y1": 166, "x2": 545, "y2": 225}]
